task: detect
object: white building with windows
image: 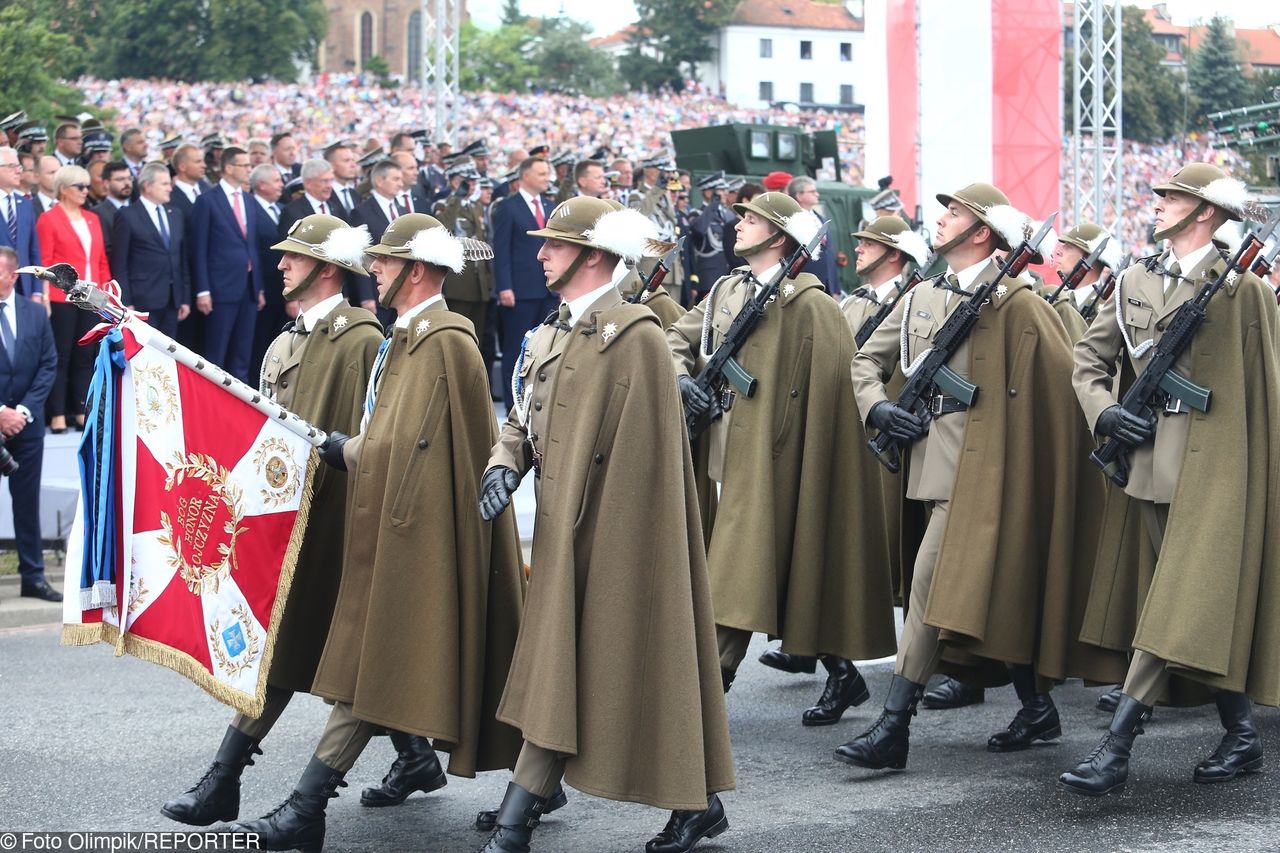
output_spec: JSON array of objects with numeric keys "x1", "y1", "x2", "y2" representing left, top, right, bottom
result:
[{"x1": 700, "y1": 0, "x2": 864, "y2": 109}]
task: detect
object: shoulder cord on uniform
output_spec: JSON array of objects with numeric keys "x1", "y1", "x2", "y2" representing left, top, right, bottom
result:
[
  {"x1": 1114, "y1": 268, "x2": 1155, "y2": 361},
  {"x1": 359, "y1": 335, "x2": 394, "y2": 434},
  {"x1": 699, "y1": 275, "x2": 730, "y2": 358},
  {"x1": 511, "y1": 326, "x2": 538, "y2": 427},
  {"x1": 898, "y1": 284, "x2": 934, "y2": 378}
]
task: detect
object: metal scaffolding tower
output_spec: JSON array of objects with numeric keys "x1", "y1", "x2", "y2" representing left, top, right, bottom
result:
[
  {"x1": 1070, "y1": 0, "x2": 1123, "y2": 229},
  {"x1": 421, "y1": 0, "x2": 461, "y2": 144}
]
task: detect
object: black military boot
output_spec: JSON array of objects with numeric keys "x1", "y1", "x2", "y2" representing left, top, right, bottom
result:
[
  {"x1": 1058, "y1": 694, "x2": 1151, "y2": 796},
  {"x1": 1096, "y1": 685, "x2": 1122, "y2": 713},
  {"x1": 801, "y1": 656, "x2": 871, "y2": 726},
  {"x1": 721, "y1": 668, "x2": 735, "y2": 694},
  {"x1": 360, "y1": 732, "x2": 447, "y2": 806},
  {"x1": 833, "y1": 674, "x2": 924, "y2": 770},
  {"x1": 1193, "y1": 692, "x2": 1263, "y2": 783},
  {"x1": 230, "y1": 756, "x2": 346, "y2": 852},
  {"x1": 160, "y1": 726, "x2": 262, "y2": 826},
  {"x1": 921, "y1": 676, "x2": 985, "y2": 710},
  {"x1": 645, "y1": 793, "x2": 729, "y2": 853},
  {"x1": 987, "y1": 665, "x2": 1061, "y2": 752},
  {"x1": 758, "y1": 648, "x2": 818, "y2": 674},
  {"x1": 475, "y1": 785, "x2": 568, "y2": 832},
  {"x1": 478, "y1": 782, "x2": 548, "y2": 853}
]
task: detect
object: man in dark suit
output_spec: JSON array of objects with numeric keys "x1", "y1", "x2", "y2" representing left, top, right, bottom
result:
[
  {"x1": 0, "y1": 246, "x2": 59, "y2": 601},
  {"x1": 389, "y1": 152, "x2": 431, "y2": 217},
  {"x1": 91, "y1": 161, "x2": 133, "y2": 256},
  {"x1": 168, "y1": 144, "x2": 212, "y2": 356},
  {"x1": 0, "y1": 146, "x2": 42, "y2": 300},
  {"x1": 347, "y1": 158, "x2": 402, "y2": 319},
  {"x1": 491, "y1": 156, "x2": 556, "y2": 409},
  {"x1": 249, "y1": 164, "x2": 287, "y2": 375},
  {"x1": 110, "y1": 163, "x2": 190, "y2": 338},
  {"x1": 278, "y1": 158, "x2": 346, "y2": 235},
  {"x1": 787, "y1": 176, "x2": 841, "y2": 295},
  {"x1": 190, "y1": 147, "x2": 263, "y2": 384},
  {"x1": 271, "y1": 132, "x2": 301, "y2": 185}
]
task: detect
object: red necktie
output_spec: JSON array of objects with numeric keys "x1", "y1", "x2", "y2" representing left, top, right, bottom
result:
[
  {"x1": 388, "y1": 199, "x2": 398, "y2": 220},
  {"x1": 231, "y1": 190, "x2": 246, "y2": 237},
  {"x1": 400, "y1": 193, "x2": 412, "y2": 213},
  {"x1": 532, "y1": 198, "x2": 545, "y2": 228},
  {"x1": 319, "y1": 201, "x2": 328, "y2": 215}
]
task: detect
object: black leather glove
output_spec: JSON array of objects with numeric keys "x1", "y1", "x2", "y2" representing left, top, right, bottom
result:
[
  {"x1": 479, "y1": 466, "x2": 521, "y2": 521},
  {"x1": 318, "y1": 431, "x2": 350, "y2": 471},
  {"x1": 678, "y1": 375, "x2": 715, "y2": 420},
  {"x1": 1096, "y1": 405, "x2": 1156, "y2": 445},
  {"x1": 868, "y1": 401, "x2": 928, "y2": 443}
]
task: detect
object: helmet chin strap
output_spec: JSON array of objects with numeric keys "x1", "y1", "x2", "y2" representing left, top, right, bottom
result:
[
  {"x1": 547, "y1": 246, "x2": 592, "y2": 292},
  {"x1": 1152, "y1": 199, "x2": 1208, "y2": 242},
  {"x1": 282, "y1": 262, "x2": 325, "y2": 300},
  {"x1": 736, "y1": 227, "x2": 784, "y2": 258},
  {"x1": 377, "y1": 260, "x2": 415, "y2": 309},
  {"x1": 933, "y1": 219, "x2": 982, "y2": 256},
  {"x1": 857, "y1": 246, "x2": 892, "y2": 278}
]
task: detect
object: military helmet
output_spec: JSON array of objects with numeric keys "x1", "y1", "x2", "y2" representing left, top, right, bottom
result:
[
  {"x1": 529, "y1": 196, "x2": 664, "y2": 263},
  {"x1": 1058, "y1": 222, "x2": 1121, "y2": 269},
  {"x1": 271, "y1": 214, "x2": 372, "y2": 276},
  {"x1": 935, "y1": 182, "x2": 1024, "y2": 251},
  {"x1": 365, "y1": 212, "x2": 466, "y2": 273},
  {"x1": 1152, "y1": 162, "x2": 1247, "y2": 222},
  {"x1": 853, "y1": 216, "x2": 930, "y2": 266},
  {"x1": 527, "y1": 196, "x2": 616, "y2": 248},
  {"x1": 732, "y1": 191, "x2": 824, "y2": 256}
]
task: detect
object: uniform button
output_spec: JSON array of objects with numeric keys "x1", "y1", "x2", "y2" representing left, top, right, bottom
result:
[
  {"x1": 1008, "y1": 388, "x2": 1017, "y2": 398},
  {"x1": 417, "y1": 439, "x2": 428, "y2": 449},
  {"x1": 594, "y1": 453, "x2": 604, "y2": 464},
  {"x1": 1156, "y1": 322, "x2": 1165, "y2": 331},
  {"x1": 790, "y1": 389, "x2": 798, "y2": 398},
  {"x1": 538, "y1": 372, "x2": 546, "y2": 381},
  {"x1": 280, "y1": 379, "x2": 288, "y2": 389},
  {"x1": 534, "y1": 401, "x2": 543, "y2": 411}
]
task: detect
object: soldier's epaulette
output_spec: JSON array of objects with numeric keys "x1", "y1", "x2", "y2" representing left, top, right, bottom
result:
[
  {"x1": 320, "y1": 308, "x2": 380, "y2": 339},
  {"x1": 407, "y1": 311, "x2": 477, "y2": 353},
  {"x1": 1139, "y1": 252, "x2": 1163, "y2": 273},
  {"x1": 583, "y1": 302, "x2": 657, "y2": 352}
]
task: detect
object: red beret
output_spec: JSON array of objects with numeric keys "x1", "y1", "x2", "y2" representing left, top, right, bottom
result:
[{"x1": 762, "y1": 171, "x2": 793, "y2": 191}]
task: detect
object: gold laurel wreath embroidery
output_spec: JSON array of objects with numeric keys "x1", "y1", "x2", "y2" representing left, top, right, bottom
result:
[
  {"x1": 134, "y1": 364, "x2": 179, "y2": 434},
  {"x1": 157, "y1": 451, "x2": 249, "y2": 596},
  {"x1": 251, "y1": 437, "x2": 301, "y2": 508},
  {"x1": 127, "y1": 575, "x2": 149, "y2": 615},
  {"x1": 208, "y1": 604, "x2": 261, "y2": 678}
]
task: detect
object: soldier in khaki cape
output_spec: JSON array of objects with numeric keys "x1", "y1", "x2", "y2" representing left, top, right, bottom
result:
[
  {"x1": 1051, "y1": 222, "x2": 1121, "y2": 343},
  {"x1": 839, "y1": 182, "x2": 1126, "y2": 773},
  {"x1": 160, "y1": 215, "x2": 384, "y2": 831},
  {"x1": 631, "y1": 153, "x2": 686, "y2": 302},
  {"x1": 668, "y1": 191, "x2": 898, "y2": 728},
  {"x1": 597, "y1": 198, "x2": 687, "y2": 328},
  {"x1": 440, "y1": 174, "x2": 494, "y2": 340},
  {"x1": 477, "y1": 196, "x2": 734, "y2": 853},
  {"x1": 1062, "y1": 163, "x2": 1280, "y2": 796},
  {"x1": 229, "y1": 214, "x2": 526, "y2": 851}
]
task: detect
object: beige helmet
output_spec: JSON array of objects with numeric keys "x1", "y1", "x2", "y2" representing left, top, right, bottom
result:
[
  {"x1": 271, "y1": 214, "x2": 371, "y2": 276},
  {"x1": 934, "y1": 182, "x2": 1025, "y2": 253},
  {"x1": 852, "y1": 215, "x2": 930, "y2": 275},
  {"x1": 365, "y1": 212, "x2": 481, "y2": 308},
  {"x1": 1151, "y1": 162, "x2": 1249, "y2": 240},
  {"x1": 1059, "y1": 222, "x2": 1121, "y2": 270},
  {"x1": 731, "y1": 191, "x2": 825, "y2": 258},
  {"x1": 528, "y1": 196, "x2": 670, "y2": 289}
]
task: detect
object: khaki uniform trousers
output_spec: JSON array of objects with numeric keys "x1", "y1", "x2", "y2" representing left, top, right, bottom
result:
[
  {"x1": 1121, "y1": 501, "x2": 1173, "y2": 706},
  {"x1": 894, "y1": 499, "x2": 950, "y2": 685},
  {"x1": 237, "y1": 693, "x2": 376, "y2": 773},
  {"x1": 232, "y1": 685, "x2": 294, "y2": 741},
  {"x1": 512, "y1": 742, "x2": 568, "y2": 798}
]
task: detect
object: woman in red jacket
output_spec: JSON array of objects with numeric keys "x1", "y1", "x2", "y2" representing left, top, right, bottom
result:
[{"x1": 36, "y1": 164, "x2": 111, "y2": 433}]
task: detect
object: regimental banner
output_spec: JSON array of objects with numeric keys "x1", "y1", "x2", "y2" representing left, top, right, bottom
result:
[{"x1": 62, "y1": 319, "x2": 317, "y2": 716}]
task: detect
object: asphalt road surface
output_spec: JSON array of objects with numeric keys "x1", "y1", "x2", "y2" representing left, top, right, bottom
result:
[{"x1": 2, "y1": 623, "x2": 1278, "y2": 852}]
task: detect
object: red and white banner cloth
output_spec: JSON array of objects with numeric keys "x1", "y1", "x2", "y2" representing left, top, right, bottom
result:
[{"x1": 62, "y1": 318, "x2": 317, "y2": 716}]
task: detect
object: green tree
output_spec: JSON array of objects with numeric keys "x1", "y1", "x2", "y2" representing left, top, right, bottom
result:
[
  {"x1": 501, "y1": 0, "x2": 526, "y2": 27},
  {"x1": 1187, "y1": 15, "x2": 1253, "y2": 120},
  {"x1": 92, "y1": 0, "x2": 208, "y2": 81},
  {"x1": 202, "y1": 0, "x2": 327, "y2": 82},
  {"x1": 1252, "y1": 67, "x2": 1280, "y2": 104},
  {"x1": 630, "y1": 0, "x2": 737, "y2": 89},
  {"x1": 1063, "y1": 6, "x2": 1188, "y2": 143},
  {"x1": 529, "y1": 18, "x2": 619, "y2": 96},
  {"x1": 0, "y1": 5, "x2": 85, "y2": 120},
  {"x1": 460, "y1": 21, "x2": 537, "y2": 92}
]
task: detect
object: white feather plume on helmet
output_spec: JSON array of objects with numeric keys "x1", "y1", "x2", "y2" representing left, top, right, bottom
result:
[
  {"x1": 888, "y1": 229, "x2": 930, "y2": 267},
  {"x1": 582, "y1": 208, "x2": 660, "y2": 262},
  {"x1": 404, "y1": 226, "x2": 465, "y2": 274},
  {"x1": 782, "y1": 209, "x2": 824, "y2": 260},
  {"x1": 984, "y1": 204, "x2": 1030, "y2": 252}
]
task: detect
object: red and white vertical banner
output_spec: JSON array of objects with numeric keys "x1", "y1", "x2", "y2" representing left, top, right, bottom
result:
[
  {"x1": 864, "y1": 0, "x2": 1062, "y2": 231},
  {"x1": 62, "y1": 319, "x2": 318, "y2": 717}
]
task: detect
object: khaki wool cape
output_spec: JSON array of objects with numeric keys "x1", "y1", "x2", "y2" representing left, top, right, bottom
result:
[
  {"x1": 902, "y1": 279, "x2": 1127, "y2": 686},
  {"x1": 672, "y1": 271, "x2": 898, "y2": 662},
  {"x1": 310, "y1": 309, "x2": 526, "y2": 777},
  {"x1": 1079, "y1": 272, "x2": 1280, "y2": 705},
  {"x1": 261, "y1": 304, "x2": 382, "y2": 693},
  {"x1": 619, "y1": 268, "x2": 687, "y2": 328},
  {"x1": 495, "y1": 302, "x2": 735, "y2": 811}
]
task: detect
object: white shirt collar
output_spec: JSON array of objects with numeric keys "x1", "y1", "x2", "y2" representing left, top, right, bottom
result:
[
  {"x1": 946, "y1": 257, "x2": 990, "y2": 291},
  {"x1": 304, "y1": 192, "x2": 330, "y2": 212},
  {"x1": 139, "y1": 196, "x2": 163, "y2": 216},
  {"x1": 1168, "y1": 242, "x2": 1214, "y2": 277},
  {"x1": 108, "y1": 196, "x2": 129, "y2": 209},
  {"x1": 748, "y1": 262, "x2": 782, "y2": 292},
  {"x1": 518, "y1": 187, "x2": 541, "y2": 207},
  {"x1": 254, "y1": 194, "x2": 277, "y2": 213},
  {"x1": 872, "y1": 273, "x2": 901, "y2": 303},
  {"x1": 300, "y1": 293, "x2": 346, "y2": 332},
  {"x1": 565, "y1": 281, "x2": 619, "y2": 327},
  {"x1": 396, "y1": 293, "x2": 445, "y2": 328},
  {"x1": 219, "y1": 179, "x2": 242, "y2": 197},
  {"x1": 37, "y1": 192, "x2": 56, "y2": 208},
  {"x1": 1073, "y1": 283, "x2": 1094, "y2": 308},
  {"x1": 372, "y1": 191, "x2": 398, "y2": 217}
]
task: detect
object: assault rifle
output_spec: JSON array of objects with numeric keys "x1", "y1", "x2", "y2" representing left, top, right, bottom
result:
[
  {"x1": 868, "y1": 215, "x2": 1057, "y2": 473},
  {"x1": 627, "y1": 238, "x2": 683, "y2": 305},
  {"x1": 854, "y1": 253, "x2": 937, "y2": 348},
  {"x1": 1250, "y1": 240, "x2": 1280, "y2": 301},
  {"x1": 1090, "y1": 206, "x2": 1280, "y2": 486},
  {"x1": 1080, "y1": 252, "x2": 1130, "y2": 324},
  {"x1": 686, "y1": 220, "x2": 828, "y2": 440},
  {"x1": 1045, "y1": 235, "x2": 1110, "y2": 305}
]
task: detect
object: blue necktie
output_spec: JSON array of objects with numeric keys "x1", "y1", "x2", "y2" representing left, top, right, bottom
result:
[
  {"x1": 156, "y1": 206, "x2": 170, "y2": 247},
  {"x1": 5, "y1": 195, "x2": 16, "y2": 245},
  {"x1": 0, "y1": 301, "x2": 14, "y2": 357}
]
